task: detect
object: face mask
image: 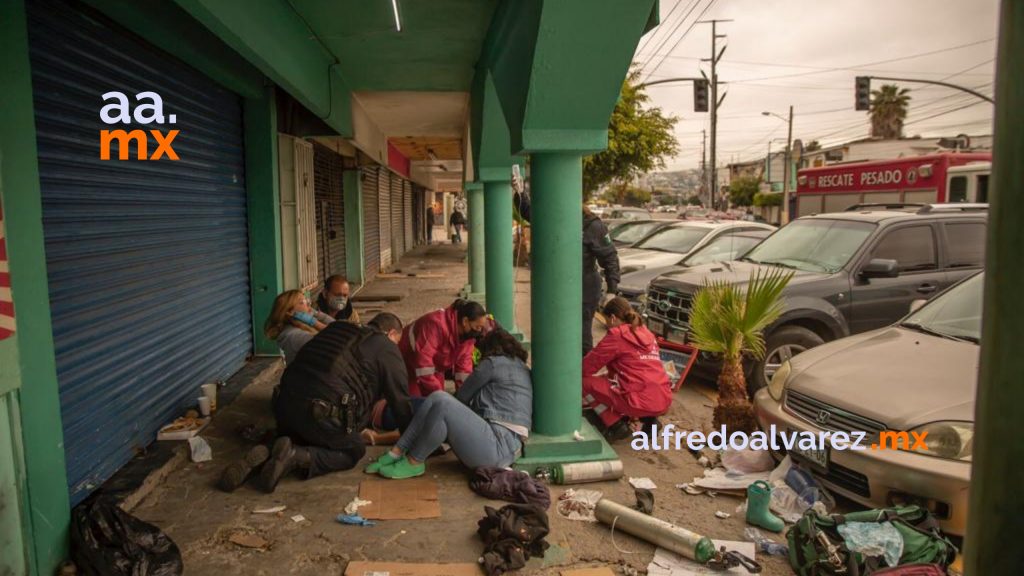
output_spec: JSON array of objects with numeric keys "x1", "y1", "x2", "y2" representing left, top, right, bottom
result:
[
  {"x1": 330, "y1": 296, "x2": 348, "y2": 311},
  {"x1": 293, "y1": 311, "x2": 317, "y2": 327}
]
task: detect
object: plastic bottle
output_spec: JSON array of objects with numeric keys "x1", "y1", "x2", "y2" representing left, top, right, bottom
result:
[
  {"x1": 551, "y1": 460, "x2": 624, "y2": 484},
  {"x1": 785, "y1": 467, "x2": 820, "y2": 505},
  {"x1": 744, "y1": 527, "x2": 789, "y2": 556}
]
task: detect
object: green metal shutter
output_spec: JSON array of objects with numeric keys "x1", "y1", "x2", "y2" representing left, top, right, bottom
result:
[
  {"x1": 27, "y1": 0, "x2": 252, "y2": 504},
  {"x1": 361, "y1": 167, "x2": 380, "y2": 280}
]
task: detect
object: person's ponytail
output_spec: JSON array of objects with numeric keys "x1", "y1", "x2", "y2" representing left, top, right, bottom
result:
[{"x1": 602, "y1": 296, "x2": 642, "y2": 331}]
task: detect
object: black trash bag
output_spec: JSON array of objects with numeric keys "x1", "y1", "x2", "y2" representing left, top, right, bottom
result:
[{"x1": 70, "y1": 496, "x2": 183, "y2": 576}]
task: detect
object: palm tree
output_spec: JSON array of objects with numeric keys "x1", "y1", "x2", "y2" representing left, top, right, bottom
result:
[
  {"x1": 870, "y1": 84, "x2": 911, "y2": 139},
  {"x1": 688, "y1": 270, "x2": 793, "y2": 432}
]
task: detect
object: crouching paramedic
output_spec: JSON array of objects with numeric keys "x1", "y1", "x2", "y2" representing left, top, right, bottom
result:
[
  {"x1": 219, "y1": 313, "x2": 413, "y2": 493},
  {"x1": 399, "y1": 299, "x2": 489, "y2": 396},
  {"x1": 582, "y1": 297, "x2": 672, "y2": 440}
]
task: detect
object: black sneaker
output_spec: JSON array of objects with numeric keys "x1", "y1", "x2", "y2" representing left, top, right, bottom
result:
[
  {"x1": 219, "y1": 444, "x2": 270, "y2": 492},
  {"x1": 258, "y1": 437, "x2": 310, "y2": 493},
  {"x1": 603, "y1": 419, "x2": 632, "y2": 442}
]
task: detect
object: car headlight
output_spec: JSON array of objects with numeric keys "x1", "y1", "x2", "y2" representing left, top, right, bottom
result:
[
  {"x1": 906, "y1": 421, "x2": 973, "y2": 460},
  {"x1": 767, "y1": 360, "x2": 791, "y2": 401}
]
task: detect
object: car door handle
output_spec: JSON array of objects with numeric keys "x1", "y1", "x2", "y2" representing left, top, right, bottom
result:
[{"x1": 917, "y1": 283, "x2": 938, "y2": 294}]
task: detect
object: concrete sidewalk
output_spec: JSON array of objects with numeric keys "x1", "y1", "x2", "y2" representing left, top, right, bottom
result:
[{"x1": 130, "y1": 243, "x2": 793, "y2": 575}]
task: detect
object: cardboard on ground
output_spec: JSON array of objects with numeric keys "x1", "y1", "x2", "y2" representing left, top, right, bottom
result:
[
  {"x1": 358, "y1": 478, "x2": 441, "y2": 519},
  {"x1": 345, "y1": 562, "x2": 481, "y2": 576}
]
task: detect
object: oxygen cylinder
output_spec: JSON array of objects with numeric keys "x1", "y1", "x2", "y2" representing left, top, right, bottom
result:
[
  {"x1": 595, "y1": 498, "x2": 716, "y2": 563},
  {"x1": 551, "y1": 460, "x2": 624, "y2": 484}
]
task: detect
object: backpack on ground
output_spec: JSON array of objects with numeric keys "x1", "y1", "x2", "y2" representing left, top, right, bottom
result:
[{"x1": 786, "y1": 505, "x2": 957, "y2": 576}]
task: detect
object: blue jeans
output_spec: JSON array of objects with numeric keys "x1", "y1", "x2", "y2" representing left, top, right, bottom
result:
[{"x1": 396, "y1": 392, "x2": 522, "y2": 468}]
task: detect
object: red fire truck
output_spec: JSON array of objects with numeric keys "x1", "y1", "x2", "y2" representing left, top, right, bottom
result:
[{"x1": 795, "y1": 152, "x2": 991, "y2": 216}]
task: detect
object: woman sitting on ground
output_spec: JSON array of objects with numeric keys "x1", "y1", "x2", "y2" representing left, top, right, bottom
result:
[
  {"x1": 365, "y1": 329, "x2": 532, "y2": 479},
  {"x1": 582, "y1": 296, "x2": 673, "y2": 440},
  {"x1": 264, "y1": 290, "x2": 333, "y2": 364}
]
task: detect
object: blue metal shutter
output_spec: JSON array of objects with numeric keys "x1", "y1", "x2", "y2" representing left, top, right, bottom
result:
[{"x1": 27, "y1": 0, "x2": 253, "y2": 504}]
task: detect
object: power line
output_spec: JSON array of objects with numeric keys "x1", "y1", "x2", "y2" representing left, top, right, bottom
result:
[
  {"x1": 635, "y1": 0, "x2": 694, "y2": 59},
  {"x1": 637, "y1": 0, "x2": 704, "y2": 75},
  {"x1": 643, "y1": 0, "x2": 719, "y2": 81}
]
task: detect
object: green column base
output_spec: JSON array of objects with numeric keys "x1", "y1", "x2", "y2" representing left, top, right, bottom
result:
[
  {"x1": 460, "y1": 284, "x2": 486, "y2": 303},
  {"x1": 513, "y1": 420, "x2": 619, "y2": 474}
]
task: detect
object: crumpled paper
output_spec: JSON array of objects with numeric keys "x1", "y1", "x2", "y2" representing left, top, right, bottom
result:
[{"x1": 344, "y1": 497, "x2": 372, "y2": 515}]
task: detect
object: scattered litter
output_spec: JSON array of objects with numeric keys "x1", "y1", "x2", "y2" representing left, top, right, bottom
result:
[
  {"x1": 157, "y1": 415, "x2": 209, "y2": 441},
  {"x1": 647, "y1": 542, "x2": 756, "y2": 576},
  {"x1": 714, "y1": 511, "x2": 731, "y2": 519},
  {"x1": 629, "y1": 477, "x2": 657, "y2": 490},
  {"x1": 228, "y1": 532, "x2": 269, "y2": 550},
  {"x1": 344, "y1": 562, "x2": 480, "y2": 576},
  {"x1": 696, "y1": 456, "x2": 711, "y2": 468},
  {"x1": 721, "y1": 447, "x2": 775, "y2": 474},
  {"x1": 573, "y1": 430, "x2": 585, "y2": 441},
  {"x1": 187, "y1": 436, "x2": 212, "y2": 463},
  {"x1": 676, "y1": 483, "x2": 724, "y2": 498},
  {"x1": 634, "y1": 488, "x2": 655, "y2": 515},
  {"x1": 344, "y1": 496, "x2": 373, "y2": 515},
  {"x1": 252, "y1": 505, "x2": 286, "y2": 515},
  {"x1": 290, "y1": 515, "x2": 306, "y2": 523},
  {"x1": 838, "y1": 521, "x2": 904, "y2": 568},
  {"x1": 692, "y1": 467, "x2": 769, "y2": 491},
  {"x1": 743, "y1": 527, "x2": 789, "y2": 556},
  {"x1": 556, "y1": 488, "x2": 602, "y2": 522},
  {"x1": 336, "y1": 514, "x2": 376, "y2": 527}
]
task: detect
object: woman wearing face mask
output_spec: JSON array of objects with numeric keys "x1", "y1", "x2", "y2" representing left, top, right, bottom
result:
[
  {"x1": 582, "y1": 296, "x2": 673, "y2": 440},
  {"x1": 399, "y1": 298, "x2": 490, "y2": 396},
  {"x1": 317, "y1": 275, "x2": 360, "y2": 324},
  {"x1": 265, "y1": 290, "x2": 334, "y2": 364},
  {"x1": 366, "y1": 329, "x2": 531, "y2": 479}
]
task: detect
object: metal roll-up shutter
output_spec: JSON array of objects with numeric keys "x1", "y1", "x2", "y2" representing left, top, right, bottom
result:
[
  {"x1": 313, "y1": 143, "x2": 346, "y2": 281},
  {"x1": 361, "y1": 167, "x2": 380, "y2": 280},
  {"x1": 404, "y1": 180, "x2": 414, "y2": 250},
  {"x1": 27, "y1": 0, "x2": 252, "y2": 504},
  {"x1": 390, "y1": 174, "x2": 404, "y2": 259},
  {"x1": 378, "y1": 169, "x2": 392, "y2": 269},
  {"x1": 413, "y1": 184, "x2": 425, "y2": 244}
]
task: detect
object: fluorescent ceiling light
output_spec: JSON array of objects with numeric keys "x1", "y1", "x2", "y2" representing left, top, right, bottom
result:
[{"x1": 391, "y1": 0, "x2": 402, "y2": 32}]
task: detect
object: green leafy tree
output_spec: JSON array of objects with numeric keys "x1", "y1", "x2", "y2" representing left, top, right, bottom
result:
[
  {"x1": 688, "y1": 270, "x2": 793, "y2": 432},
  {"x1": 728, "y1": 176, "x2": 761, "y2": 207},
  {"x1": 804, "y1": 140, "x2": 821, "y2": 152},
  {"x1": 584, "y1": 70, "x2": 679, "y2": 199},
  {"x1": 601, "y1": 184, "x2": 652, "y2": 207},
  {"x1": 753, "y1": 192, "x2": 782, "y2": 207},
  {"x1": 686, "y1": 194, "x2": 703, "y2": 206},
  {"x1": 870, "y1": 84, "x2": 911, "y2": 139}
]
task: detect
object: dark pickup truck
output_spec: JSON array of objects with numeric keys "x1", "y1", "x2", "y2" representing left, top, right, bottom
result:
[{"x1": 644, "y1": 204, "x2": 987, "y2": 392}]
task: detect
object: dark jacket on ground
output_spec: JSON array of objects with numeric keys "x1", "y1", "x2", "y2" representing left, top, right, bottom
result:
[{"x1": 316, "y1": 292, "x2": 356, "y2": 322}]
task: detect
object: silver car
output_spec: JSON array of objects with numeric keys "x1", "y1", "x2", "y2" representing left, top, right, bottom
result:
[{"x1": 754, "y1": 271, "x2": 982, "y2": 535}]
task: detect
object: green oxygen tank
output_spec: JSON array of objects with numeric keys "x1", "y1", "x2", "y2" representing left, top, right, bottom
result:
[
  {"x1": 550, "y1": 460, "x2": 624, "y2": 484},
  {"x1": 594, "y1": 498, "x2": 717, "y2": 564}
]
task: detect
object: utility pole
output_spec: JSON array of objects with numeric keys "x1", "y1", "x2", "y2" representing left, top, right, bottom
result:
[
  {"x1": 700, "y1": 129, "x2": 707, "y2": 204},
  {"x1": 784, "y1": 104, "x2": 793, "y2": 223},
  {"x1": 699, "y1": 19, "x2": 731, "y2": 210}
]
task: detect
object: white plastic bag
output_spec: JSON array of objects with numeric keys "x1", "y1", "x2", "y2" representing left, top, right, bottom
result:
[
  {"x1": 722, "y1": 447, "x2": 775, "y2": 474},
  {"x1": 188, "y1": 436, "x2": 212, "y2": 463}
]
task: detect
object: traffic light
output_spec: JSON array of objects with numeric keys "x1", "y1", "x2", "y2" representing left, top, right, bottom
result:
[
  {"x1": 855, "y1": 76, "x2": 871, "y2": 111},
  {"x1": 693, "y1": 79, "x2": 709, "y2": 113}
]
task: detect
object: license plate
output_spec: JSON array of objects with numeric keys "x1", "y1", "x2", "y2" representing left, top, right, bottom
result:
[
  {"x1": 647, "y1": 319, "x2": 665, "y2": 337},
  {"x1": 791, "y1": 442, "x2": 830, "y2": 471},
  {"x1": 667, "y1": 327, "x2": 688, "y2": 345}
]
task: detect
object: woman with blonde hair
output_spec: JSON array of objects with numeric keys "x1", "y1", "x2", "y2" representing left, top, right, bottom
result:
[
  {"x1": 582, "y1": 296, "x2": 672, "y2": 440},
  {"x1": 264, "y1": 290, "x2": 333, "y2": 363}
]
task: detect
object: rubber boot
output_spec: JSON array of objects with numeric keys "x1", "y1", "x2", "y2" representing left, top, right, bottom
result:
[
  {"x1": 746, "y1": 480, "x2": 784, "y2": 533},
  {"x1": 219, "y1": 444, "x2": 270, "y2": 492},
  {"x1": 258, "y1": 437, "x2": 312, "y2": 493}
]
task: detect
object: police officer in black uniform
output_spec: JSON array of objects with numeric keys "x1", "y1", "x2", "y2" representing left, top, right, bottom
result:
[
  {"x1": 512, "y1": 187, "x2": 620, "y2": 356},
  {"x1": 219, "y1": 312, "x2": 413, "y2": 493},
  {"x1": 581, "y1": 206, "x2": 620, "y2": 354}
]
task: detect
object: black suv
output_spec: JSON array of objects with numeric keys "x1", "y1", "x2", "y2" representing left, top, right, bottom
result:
[{"x1": 644, "y1": 204, "x2": 987, "y2": 392}]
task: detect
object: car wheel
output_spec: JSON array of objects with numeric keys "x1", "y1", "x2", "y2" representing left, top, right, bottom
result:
[{"x1": 750, "y1": 326, "x2": 825, "y2": 395}]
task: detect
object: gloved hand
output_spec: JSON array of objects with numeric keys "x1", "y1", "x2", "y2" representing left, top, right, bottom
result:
[{"x1": 292, "y1": 311, "x2": 317, "y2": 326}]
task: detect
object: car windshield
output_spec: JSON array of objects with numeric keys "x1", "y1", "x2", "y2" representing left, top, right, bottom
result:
[
  {"x1": 611, "y1": 221, "x2": 662, "y2": 244},
  {"x1": 742, "y1": 219, "x2": 875, "y2": 273},
  {"x1": 682, "y1": 235, "x2": 763, "y2": 266},
  {"x1": 902, "y1": 273, "x2": 983, "y2": 343},
  {"x1": 634, "y1": 225, "x2": 711, "y2": 254}
]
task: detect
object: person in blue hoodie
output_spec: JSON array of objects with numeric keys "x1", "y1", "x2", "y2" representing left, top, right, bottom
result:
[{"x1": 364, "y1": 329, "x2": 532, "y2": 479}]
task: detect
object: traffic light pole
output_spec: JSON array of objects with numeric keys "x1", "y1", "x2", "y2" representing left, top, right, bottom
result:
[
  {"x1": 865, "y1": 76, "x2": 995, "y2": 104},
  {"x1": 700, "y1": 19, "x2": 731, "y2": 209}
]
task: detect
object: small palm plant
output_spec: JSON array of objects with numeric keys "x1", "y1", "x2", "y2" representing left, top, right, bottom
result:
[{"x1": 688, "y1": 270, "x2": 793, "y2": 433}]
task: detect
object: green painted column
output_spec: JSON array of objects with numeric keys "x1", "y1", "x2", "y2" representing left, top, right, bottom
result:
[
  {"x1": 466, "y1": 183, "x2": 486, "y2": 301},
  {"x1": 0, "y1": 1, "x2": 71, "y2": 571},
  {"x1": 530, "y1": 152, "x2": 583, "y2": 435},
  {"x1": 343, "y1": 170, "x2": 365, "y2": 285},
  {"x1": 483, "y1": 180, "x2": 515, "y2": 329},
  {"x1": 965, "y1": 2, "x2": 1023, "y2": 574},
  {"x1": 244, "y1": 86, "x2": 283, "y2": 356}
]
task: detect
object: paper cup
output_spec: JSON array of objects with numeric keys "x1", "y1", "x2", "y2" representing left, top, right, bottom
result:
[
  {"x1": 201, "y1": 383, "x2": 218, "y2": 412},
  {"x1": 197, "y1": 396, "x2": 211, "y2": 417}
]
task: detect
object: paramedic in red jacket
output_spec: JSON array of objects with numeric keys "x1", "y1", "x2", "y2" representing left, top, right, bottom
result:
[
  {"x1": 400, "y1": 299, "x2": 490, "y2": 396},
  {"x1": 582, "y1": 297, "x2": 673, "y2": 438}
]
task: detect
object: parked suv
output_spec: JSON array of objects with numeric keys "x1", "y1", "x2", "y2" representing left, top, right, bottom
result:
[{"x1": 644, "y1": 204, "x2": 987, "y2": 391}]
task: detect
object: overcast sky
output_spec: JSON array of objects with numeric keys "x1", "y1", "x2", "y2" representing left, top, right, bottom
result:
[{"x1": 635, "y1": 0, "x2": 1001, "y2": 171}]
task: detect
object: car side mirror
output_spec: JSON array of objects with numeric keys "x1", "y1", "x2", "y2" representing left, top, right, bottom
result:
[
  {"x1": 861, "y1": 258, "x2": 899, "y2": 279},
  {"x1": 909, "y1": 299, "x2": 928, "y2": 313}
]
